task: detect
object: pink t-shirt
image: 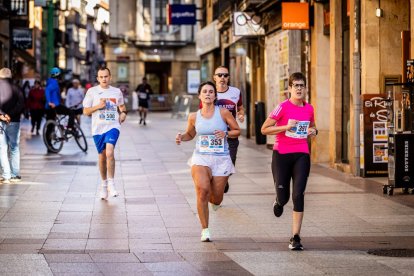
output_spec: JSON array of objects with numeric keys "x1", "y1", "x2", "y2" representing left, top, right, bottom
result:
[{"x1": 268, "y1": 99, "x2": 315, "y2": 154}]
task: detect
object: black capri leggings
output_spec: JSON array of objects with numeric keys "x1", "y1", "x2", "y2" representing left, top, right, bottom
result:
[{"x1": 271, "y1": 150, "x2": 310, "y2": 212}]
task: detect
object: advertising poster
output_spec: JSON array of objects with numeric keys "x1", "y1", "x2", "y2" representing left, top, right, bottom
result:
[
  {"x1": 373, "y1": 143, "x2": 388, "y2": 163},
  {"x1": 361, "y1": 94, "x2": 388, "y2": 176},
  {"x1": 187, "y1": 69, "x2": 200, "y2": 94}
]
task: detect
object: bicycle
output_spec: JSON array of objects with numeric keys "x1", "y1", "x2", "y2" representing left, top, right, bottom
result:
[{"x1": 42, "y1": 112, "x2": 88, "y2": 153}]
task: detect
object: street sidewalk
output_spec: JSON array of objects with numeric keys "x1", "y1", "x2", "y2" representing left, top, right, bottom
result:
[{"x1": 0, "y1": 112, "x2": 413, "y2": 275}]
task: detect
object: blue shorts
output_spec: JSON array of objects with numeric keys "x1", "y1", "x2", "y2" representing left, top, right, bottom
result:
[{"x1": 93, "y1": 128, "x2": 120, "y2": 153}]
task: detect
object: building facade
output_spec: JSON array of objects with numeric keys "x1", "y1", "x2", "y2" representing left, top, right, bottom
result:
[
  {"x1": 196, "y1": 0, "x2": 413, "y2": 176},
  {"x1": 106, "y1": 0, "x2": 200, "y2": 109}
]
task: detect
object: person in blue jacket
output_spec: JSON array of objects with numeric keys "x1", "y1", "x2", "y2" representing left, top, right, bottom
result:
[
  {"x1": 45, "y1": 67, "x2": 75, "y2": 129},
  {"x1": 44, "y1": 68, "x2": 76, "y2": 152}
]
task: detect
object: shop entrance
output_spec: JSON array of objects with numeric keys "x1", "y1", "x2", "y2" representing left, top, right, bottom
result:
[{"x1": 144, "y1": 62, "x2": 171, "y2": 95}]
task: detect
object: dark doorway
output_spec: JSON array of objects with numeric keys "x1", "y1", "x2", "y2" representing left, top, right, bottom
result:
[{"x1": 145, "y1": 62, "x2": 171, "y2": 94}]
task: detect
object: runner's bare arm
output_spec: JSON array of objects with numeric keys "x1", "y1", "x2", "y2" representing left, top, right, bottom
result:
[
  {"x1": 220, "y1": 108, "x2": 240, "y2": 139},
  {"x1": 236, "y1": 105, "x2": 245, "y2": 123},
  {"x1": 261, "y1": 118, "x2": 297, "y2": 135},
  {"x1": 83, "y1": 98, "x2": 106, "y2": 116},
  {"x1": 118, "y1": 104, "x2": 127, "y2": 123},
  {"x1": 176, "y1": 113, "x2": 196, "y2": 145}
]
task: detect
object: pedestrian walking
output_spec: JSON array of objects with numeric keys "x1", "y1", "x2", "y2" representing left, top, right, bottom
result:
[
  {"x1": 135, "y1": 77, "x2": 152, "y2": 125},
  {"x1": 65, "y1": 79, "x2": 84, "y2": 123},
  {"x1": 261, "y1": 72, "x2": 318, "y2": 251},
  {"x1": 27, "y1": 80, "x2": 45, "y2": 135},
  {"x1": 0, "y1": 68, "x2": 25, "y2": 183},
  {"x1": 212, "y1": 66, "x2": 245, "y2": 193},
  {"x1": 175, "y1": 81, "x2": 240, "y2": 242},
  {"x1": 83, "y1": 67, "x2": 127, "y2": 200}
]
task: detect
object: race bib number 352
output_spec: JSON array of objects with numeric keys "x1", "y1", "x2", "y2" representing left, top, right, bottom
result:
[
  {"x1": 285, "y1": 120, "x2": 310, "y2": 139},
  {"x1": 198, "y1": 135, "x2": 224, "y2": 153}
]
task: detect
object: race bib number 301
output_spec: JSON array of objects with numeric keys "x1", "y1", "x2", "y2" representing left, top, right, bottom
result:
[
  {"x1": 285, "y1": 120, "x2": 310, "y2": 139},
  {"x1": 198, "y1": 135, "x2": 224, "y2": 153}
]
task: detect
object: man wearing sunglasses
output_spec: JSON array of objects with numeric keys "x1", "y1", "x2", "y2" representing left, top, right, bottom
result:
[{"x1": 213, "y1": 66, "x2": 245, "y2": 193}]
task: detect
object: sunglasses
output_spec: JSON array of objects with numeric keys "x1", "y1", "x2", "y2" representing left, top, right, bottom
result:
[{"x1": 215, "y1": 73, "x2": 229, "y2": 78}]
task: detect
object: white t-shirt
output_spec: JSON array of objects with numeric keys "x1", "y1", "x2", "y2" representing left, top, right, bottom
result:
[{"x1": 82, "y1": 85, "x2": 124, "y2": 135}]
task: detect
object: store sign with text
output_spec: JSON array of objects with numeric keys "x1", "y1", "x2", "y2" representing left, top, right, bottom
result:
[
  {"x1": 281, "y1": 3, "x2": 309, "y2": 30},
  {"x1": 167, "y1": 4, "x2": 196, "y2": 25},
  {"x1": 12, "y1": 28, "x2": 32, "y2": 50}
]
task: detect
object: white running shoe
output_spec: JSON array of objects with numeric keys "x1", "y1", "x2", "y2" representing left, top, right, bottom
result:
[
  {"x1": 107, "y1": 181, "x2": 119, "y2": 197},
  {"x1": 200, "y1": 228, "x2": 211, "y2": 242},
  {"x1": 100, "y1": 184, "x2": 108, "y2": 200},
  {"x1": 210, "y1": 203, "x2": 221, "y2": 211}
]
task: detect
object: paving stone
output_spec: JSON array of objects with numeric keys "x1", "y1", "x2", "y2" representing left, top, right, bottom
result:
[
  {"x1": 41, "y1": 239, "x2": 87, "y2": 253},
  {"x1": 43, "y1": 253, "x2": 93, "y2": 263},
  {"x1": 85, "y1": 239, "x2": 129, "y2": 253},
  {"x1": 49, "y1": 263, "x2": 101, "y2": 273},
  {"x1": 89, "y1": 253, "x2": 140, "y2": 263},
  {"x1": 135, "y1": 252, "x2": 184, "y2": 263}
]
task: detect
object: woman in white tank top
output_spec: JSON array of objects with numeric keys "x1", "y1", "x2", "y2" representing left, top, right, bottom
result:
[{"x1": 175, "y1": 81, "x2": 240, "y2": 242}]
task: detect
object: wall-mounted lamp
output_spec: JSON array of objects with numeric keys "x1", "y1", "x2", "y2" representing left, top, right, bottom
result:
[
  {"x1": 93, "y1": 4, "x2": 100, "y2": 20},
  {"x1": 376, "y1": 8, "x2": 383, "y2": 18}
]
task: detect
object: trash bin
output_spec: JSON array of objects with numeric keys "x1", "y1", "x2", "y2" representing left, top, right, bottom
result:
[{"x1": 255, "y1": 101, "x2": 267, "y2": 144}]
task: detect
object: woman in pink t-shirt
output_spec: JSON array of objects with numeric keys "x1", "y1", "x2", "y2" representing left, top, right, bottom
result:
[{"x1": 261, "y1": 72, "x2": 318, "y2": 251}]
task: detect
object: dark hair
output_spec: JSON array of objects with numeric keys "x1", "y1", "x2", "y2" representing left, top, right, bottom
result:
[
  {"x1": 34, "y1": 80, "x2": 41, "y2": 85},
  {"x1": 142, "y1": 77, "x2": 147, "y2": 81},
  {"x1": 288, "y1": 72, "x2": 306, "y2": 87},
  {"x1": 98, "y1": 67, "x2": 111, "y2": 76},
  {"x1": 198, "y1": 81, "x2": 217, "y2": 103}
]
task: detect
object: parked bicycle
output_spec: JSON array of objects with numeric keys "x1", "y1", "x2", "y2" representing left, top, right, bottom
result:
[{"x1": 42, "y1": 112, "x2": 88, "y2": 153}]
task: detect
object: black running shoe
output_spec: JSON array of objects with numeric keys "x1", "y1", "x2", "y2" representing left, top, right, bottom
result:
[
  {"x1": 224, "y1": 182, "x2": 229, "y2": 193},
  {"x1": 289, "y1": 234, "x2": 303, "y2": 251},
  {"x1": 273, "y1": 201, "x2": 283, "y2": 217}
]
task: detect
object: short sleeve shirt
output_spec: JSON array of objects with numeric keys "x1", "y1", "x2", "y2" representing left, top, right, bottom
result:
[
  {"x1": 82, "y1": 85, "x2": 124, "y2": 135},
  {"x1": 216, "y1": 86, "x2": 242, "y2": 118},
  {"x1": 268, "y1": 99, "x2": 315, "y2": 154}
]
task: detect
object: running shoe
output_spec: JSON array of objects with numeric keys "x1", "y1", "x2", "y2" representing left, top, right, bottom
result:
[
  {"x1": 224, "y1": 182, "x2": 229, "y2": 193},
  {"x1": 289, "y1": 234, "x2": 303, "y2": 251},
  {"x1": 139, "y1": 118, "x2": 143, "y2": 124},
  {"x1": 1, "y1": 178, "x2": 11, "y2": 184},
  {"x1": 200, "y1": 228, "x2": 211, "y2": 242},
  {"x1": 210, "y1": 203, "x2": 221, "y2": 211},
  {"x1": 100, "y1": 184, "x2": 108, "y2": 200},
  {"x1": 107, "y1": 181, "x2": 119, "y2": 197},
  {"x1": 10, "y1": 176, "x2": 21, "y2": 182},
  {"x1": 273, "y1": 201, "x2": 283, "y2": 217}
]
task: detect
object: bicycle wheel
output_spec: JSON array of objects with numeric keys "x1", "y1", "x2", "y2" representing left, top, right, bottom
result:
[
  {"x1": 42, "y1": 120, "x2": 64, "y2": 153},
  {"x1": 73, "y1": 123, "x2": 88, "y2": 152}
]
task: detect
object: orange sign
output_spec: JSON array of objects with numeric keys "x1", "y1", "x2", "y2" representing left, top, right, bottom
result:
[{"x1": 282, "y1": 3, "x2": 309, "y2": 30}]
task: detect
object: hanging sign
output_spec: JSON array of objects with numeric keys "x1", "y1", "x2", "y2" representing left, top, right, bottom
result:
[
  {"x1": 282, "y1": 3, "x2": 309, "y2": 30},
  {"x1": 167, "y1": 4, "x2": 196, "y2": 25}
]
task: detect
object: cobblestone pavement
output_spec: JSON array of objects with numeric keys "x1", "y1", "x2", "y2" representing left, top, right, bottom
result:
[{"x1": 0, "y1": 112, "x2": 413, "y2": 275}]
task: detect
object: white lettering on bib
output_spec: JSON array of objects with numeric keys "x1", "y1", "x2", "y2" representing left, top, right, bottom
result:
[
  {"x1": 198, "y1": 135, "x2": 224, "y2": 153},
  {"x1": 285, "y1": 120, "x2": 310, "y2": 139}
]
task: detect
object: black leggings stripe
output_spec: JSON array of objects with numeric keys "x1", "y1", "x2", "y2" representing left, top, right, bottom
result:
[{"x1": 271, "y1": 150, "x2": 310, "y2": 212}]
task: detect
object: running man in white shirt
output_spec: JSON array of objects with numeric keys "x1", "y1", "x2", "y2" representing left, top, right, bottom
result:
[{"x1": 83, "y1": 67, "x2": 127, "y2": 199}]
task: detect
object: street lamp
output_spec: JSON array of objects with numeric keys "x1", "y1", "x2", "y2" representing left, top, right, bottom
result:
[{"x1": 93, "y1": 4, "x2": 100, "y2": 20}]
